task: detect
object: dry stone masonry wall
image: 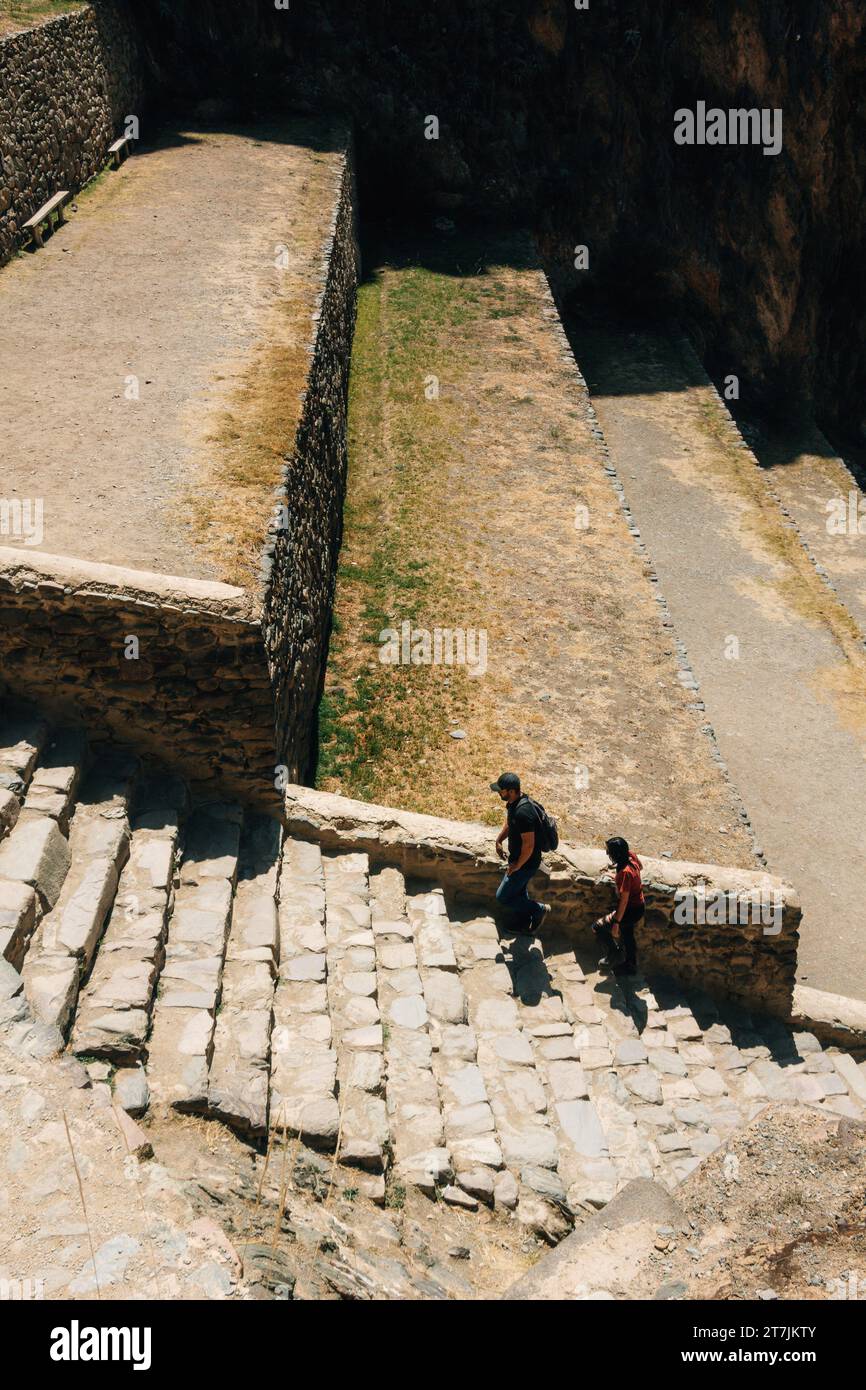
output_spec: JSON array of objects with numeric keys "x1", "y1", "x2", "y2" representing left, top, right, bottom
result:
[
  {"x1": 261, "y1": 151, "x2": 360, "y2": 784},
  {"x1": 0, "y1": 2, "x2": 145, "y2": 265},
  {"x1": 0, "y1": 552, "x2": 277, "y2": 807}
]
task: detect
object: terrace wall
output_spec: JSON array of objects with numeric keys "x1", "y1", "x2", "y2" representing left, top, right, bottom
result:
[{"x1": 0, "y1": 2, "x2": 145, "y2": 265}]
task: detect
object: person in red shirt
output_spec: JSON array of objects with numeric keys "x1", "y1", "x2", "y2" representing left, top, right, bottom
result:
[{"x1": 596, "y1": 836, "x2": 644, "y2": 976}]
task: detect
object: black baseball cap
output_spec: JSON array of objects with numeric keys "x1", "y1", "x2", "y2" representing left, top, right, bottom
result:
[{"x1": 490, "y1": 772, "x2": 521, "y2": 793}]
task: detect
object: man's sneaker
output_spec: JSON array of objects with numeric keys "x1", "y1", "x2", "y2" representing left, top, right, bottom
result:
[{"x1": 531, "y1": 904, "x2": 551, "y2": 930}]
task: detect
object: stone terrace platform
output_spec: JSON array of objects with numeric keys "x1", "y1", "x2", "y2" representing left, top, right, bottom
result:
[
  {"x1": 0, "y1": 120, "x2": 343, "y2": 582},
  {"x1": 0, "y1": 121, "x2": 358, "y2": 802}
]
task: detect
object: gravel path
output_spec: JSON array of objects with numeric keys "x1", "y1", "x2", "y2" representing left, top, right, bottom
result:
[{"x1": 577, "y1": 325, "x2": 866, "y2": 1001}]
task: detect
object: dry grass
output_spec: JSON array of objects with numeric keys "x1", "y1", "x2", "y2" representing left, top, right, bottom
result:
[
  {"x1": 316, "y1": 246, "x2": 524, "y2": 825},
  {"x1": 696, "y1": 394, "x2": 866, "y2": 679},
  {"x1": 181, "y1": 154, "x2": 341, "y2": 589},
  {"x1": 315, "y1": 238, "x2": 756, "y2": 862},
  {"x1": 0, "y1": 0, "x2": 85, "y2": 37},
  {"x1": 186, "y1": 333, "x2": 309, "y2": 588}
]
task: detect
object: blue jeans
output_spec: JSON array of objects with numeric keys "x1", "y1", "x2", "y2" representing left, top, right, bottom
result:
[{"x1": 496, "y1": 862, "x2": 544, "y2": 928}]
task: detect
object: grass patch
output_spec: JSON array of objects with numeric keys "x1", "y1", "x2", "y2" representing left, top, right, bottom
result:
[
  {"x1": 75, "y1": 165, "x2": 115, "y2": 204},
  {"x1": 384, "y1": 1180, "x2": 406, "y2": 1210},
  {"x1": 0, "y1": 1, "x2": 86, "y2": 37}
]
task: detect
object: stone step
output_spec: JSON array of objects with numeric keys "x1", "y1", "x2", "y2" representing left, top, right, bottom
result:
[
  {"x1": 623, "y1": 982, "x2": 752, "y2": 1188},
  {"x1": 6, "y1": 706, "x2": 866, "y2": 1243},
  {"x1": 0, "y1": 707, "x2": 50, "y2": 818},
  {"x1": 2, "y1": 728, "x2": 91, "y2": 1013},
  {"x1": 451, "y1": 913, "x2": 567, "y2": 1218},
  {"x1": 71, "y1": 775, "x2": 182, "y2": 1062},
  {"x1": 609, "y1": 985, "x2": 808, "y2": 1188},
  {"x1": 0, "y1": 878, "x2": 38, "y2": 972},
  {"x1": 0, "y1": 809, "x2": 71, "y2": 919},
  {"x1": 372, "y1": 871, "x2": 449, "y2": 1195},
  {"x1": 0, "y1": 706, "x2": 51, "y2": 964},
  {"x1": 269, "y1": 837, "x2": 339, "y2": 1150},
  {"x1": 0, "y1": 730, "x2": 89, "y2": 920},
  {"x1": 21, "y1": 748, "x2": 139, "y2": 1035},
  {"x1": 712, "y1": 1006, "x2": 866, "y2": 1123},
  {"x1": 144, "y1": 803, "x2": 242, "y2": 1113},
  {"x1": 323, "y1": 852, "x2": 389, "y2": 1174},
  {"x1": 207, "y1": 813, "x2": 282, "y2": 1135},
  {"x1": 536, "y1": 948, "x2": 866, "y2": 1201},
  {"x1": 507, "y1": 944, "x2": 625, "y2": 1214},
  {"x1": 541, "y1": 954, "x2": 717, "y2": 1198},
  {"x1": 411, "y1": 894, "x2": 508, "y2": 1212},
  {"x1": 17, "y1": 727, "x2": 88, "y2": 832}
]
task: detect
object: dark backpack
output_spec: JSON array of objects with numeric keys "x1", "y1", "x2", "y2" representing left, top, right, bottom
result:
[{"x1": 526, "y1": 796, "x2": 559, "y2": 853}]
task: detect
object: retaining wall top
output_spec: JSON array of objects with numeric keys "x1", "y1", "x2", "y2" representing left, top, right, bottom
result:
[
  {"x1": 283, "y1": 783, "x2": 801, "y2": 1019},
  {"x1": 283, "y1": 781, "x2": 795, "y2": 896},
  {"x1": 0, "y1": 547, "x2": 254, "y2": 621}
]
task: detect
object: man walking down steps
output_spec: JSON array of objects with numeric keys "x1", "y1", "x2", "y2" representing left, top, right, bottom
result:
[{"x1": 491, "y1": 772, "x2": 551, "y2": 935}]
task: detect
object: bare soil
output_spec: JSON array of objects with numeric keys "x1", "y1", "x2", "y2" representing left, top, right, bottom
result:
[{"x1": 631, "y1": 1104, "x2": 866, "y2": 1303}]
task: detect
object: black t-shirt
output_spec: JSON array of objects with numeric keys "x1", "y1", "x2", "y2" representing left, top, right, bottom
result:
[{"x1": 507, "y1": 795, "x2": 542, "y2": 870}]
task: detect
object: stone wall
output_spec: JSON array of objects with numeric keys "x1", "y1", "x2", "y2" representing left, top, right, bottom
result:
[
  {"x1": 283, "y1": 784, "x2": 801, "y2": 1018},
  {"x1": 0, "y1": 549, "x2": 279, "y2": 808},
  {"x1": 260, "y1": 152, "x2": 360, "y2": 785},
  {"x1": 136, "y1": 0, "x2": 866, "y2": 439},
  {"x1": 0, "y1": 1, "x2": 145, "y2": 266}
]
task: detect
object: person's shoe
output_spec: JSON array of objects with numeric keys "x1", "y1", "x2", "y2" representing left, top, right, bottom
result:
[
  {"x1": 531, "y1": 903, "x2": 551, "y2": 930},
  {"x1": 509, "y1": 920, "x2": 536, "y2": 937}
]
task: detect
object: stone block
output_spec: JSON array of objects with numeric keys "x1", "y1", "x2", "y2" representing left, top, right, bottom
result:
[{"x1": 0, "y1": 817, "x2": 71, "y2": 910}]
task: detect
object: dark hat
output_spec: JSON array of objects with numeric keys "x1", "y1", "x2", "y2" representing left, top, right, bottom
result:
[{"x1": 490, "y1": 772, "x2": 521, "y2": 793}]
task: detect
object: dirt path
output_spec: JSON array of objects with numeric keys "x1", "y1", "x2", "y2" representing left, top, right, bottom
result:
[
  {"x1": 0, "y1": 120, "x2": 345, "y2": 584},
  {"x1": 319, "y1": 231, "x2": 751, "y2": 865},
  {"x1": 576, "y1": 324, "x2": 866, "y2": 1001}
]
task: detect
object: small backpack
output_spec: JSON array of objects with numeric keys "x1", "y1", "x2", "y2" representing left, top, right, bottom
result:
[{"x1": 527, "y1": 796, "x2": 559, "y2": 853}]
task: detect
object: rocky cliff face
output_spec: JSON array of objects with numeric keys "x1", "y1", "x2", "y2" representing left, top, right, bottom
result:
[{"x1": 131, "y1": 0, "x2": 866, "y2": 437}]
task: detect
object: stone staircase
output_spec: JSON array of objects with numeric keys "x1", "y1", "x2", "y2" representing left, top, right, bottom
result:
[{"x1": 2, "y1": 703, "x2": 866, "y2": 1228}]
